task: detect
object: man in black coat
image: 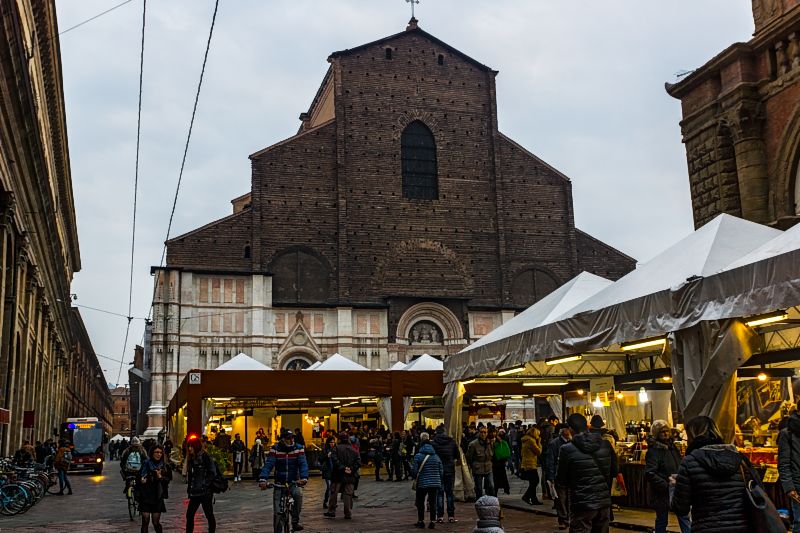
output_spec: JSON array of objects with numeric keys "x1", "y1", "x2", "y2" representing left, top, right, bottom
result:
[
  {"x1": 324, "y1": 432, "x2": 361, "y2": 520},
  {"x1": 556, "y1": 413, "x2": 618, "y2": 533},
  {"x1": 546, "y1": 423, "x2": 572, "y2": 530},
  {"x1": 432, "y1": 425, "x2": 460, "y2": 522},
  {"x1": 778, "y1": 409, "x2": 800, "y2": 533},
  {"x1": 644, "y1": 420, "x2": 690, "y2": 533}
]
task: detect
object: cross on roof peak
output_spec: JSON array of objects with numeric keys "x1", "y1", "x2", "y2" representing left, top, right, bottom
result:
[{"x1": 406, "y1": 0, "x2": 419, "y2": 20}]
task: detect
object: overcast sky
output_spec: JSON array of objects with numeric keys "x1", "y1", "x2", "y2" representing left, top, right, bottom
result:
[{"x1": 54, "y1": 0, "x2": 754, "y2": 386}]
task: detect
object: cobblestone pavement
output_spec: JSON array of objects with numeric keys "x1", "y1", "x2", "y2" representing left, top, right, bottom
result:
[{"x1": 0, "y1": 462, "x2": 633, "y2": 532}]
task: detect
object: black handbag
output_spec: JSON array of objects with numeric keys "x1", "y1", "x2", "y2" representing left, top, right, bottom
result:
[{"x1": 739, "y1": 462, "x2": 785, "y2": 533}]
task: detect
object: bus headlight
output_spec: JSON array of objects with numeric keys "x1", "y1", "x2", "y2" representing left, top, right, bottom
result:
[{"x1": 96, "y1": 458, "x2": 102, "y2": 463}]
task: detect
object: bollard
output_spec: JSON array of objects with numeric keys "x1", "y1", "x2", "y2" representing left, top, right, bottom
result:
[{"x1": 472, "y1": 495, "x2": 505, "y2": 533}]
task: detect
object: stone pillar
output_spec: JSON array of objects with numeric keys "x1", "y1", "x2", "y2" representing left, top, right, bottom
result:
[{"x1": 726, "y1": 101, "x2": 771, "y2": 224}]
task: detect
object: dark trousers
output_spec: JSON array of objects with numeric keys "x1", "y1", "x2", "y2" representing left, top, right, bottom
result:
[
  {"x1": 492, "y1": 459, "x2": 510, "y2": 494},
  {"x1": 186, "y1": 495, "x2": 216, "y2": 533},
  {"x1": 327, "y1": 481, "x2": 354, "y2": 518},
  {"x1": 436, "y1": 472, "x2": 456, "y2": 519},
  {"x1": 393, "y1": 458, "x2": 404, "y2": 480},
  {"x1": 522, "y1": 469, "x2": 540, "y2": 502},
  {"x1": 569, "y1": 506, "x2": 610, "y2": 533},
  {"x1": 415, "y1": 487, "x2": 437, "y2": 523},
  {"x1": 473, "y1": 472, "x2": 495, "y2": 498},
  {"x1": 555, "y1": 486, "x2": 569, "y2": 526},
  {"x1": 541, "y1": 462, "x2": 551, "y2": 497},
  {"x1": 233, "y1": 461, "x2": 243, "y2": 477},
  {"x1": 374, "y1": 458, "x2": 383, "y2": 480},
  {"x1": 402, "y1": 457, "x2": 411, "y2": 478},
  {"x1": 57, "y1": 469, "x2": 72, "y2": 493}
]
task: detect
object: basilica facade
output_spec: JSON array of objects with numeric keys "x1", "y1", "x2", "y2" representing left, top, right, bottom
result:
[{"x1": 146, "y1": 20, "x2": 635, "y2": 432}]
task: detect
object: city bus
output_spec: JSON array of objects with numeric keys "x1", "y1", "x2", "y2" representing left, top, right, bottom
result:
[{"x1": 59, "y1": 417, "x2": 107, "y2": 474}]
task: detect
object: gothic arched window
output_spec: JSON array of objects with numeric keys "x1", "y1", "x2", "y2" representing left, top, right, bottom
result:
[
  {"x1": 510, "y1": 268, "x2": 561, "y2": 307},
  {"x1": 270, "y1": 248, "x2": 330, "y2": 304},
  {"x1": 401, "y1": 121, "x2": 438, "y2": 200}
]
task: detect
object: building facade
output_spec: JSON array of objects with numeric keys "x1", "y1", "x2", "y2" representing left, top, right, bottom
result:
[
  {"x1": 668, "y1": 0, "x2": 800, "y2": 229},
  {"x1": 0, "y1": 1, "x2": 111, "y2": 452},
  {"x1": 146, "y1": 20, "x2": 635, "y2": 433},
  {"x1": 110, "y1": 386, "x2": 130, "y2": 436}
]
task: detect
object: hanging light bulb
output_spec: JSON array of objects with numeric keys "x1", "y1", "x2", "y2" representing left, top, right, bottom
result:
[
  {"x1": 638, "y1": 387, "x2": 649, "y2": 403},
  {"x1": 616, "y1": 391, "x2": 624, "y2": 400},
  {"x1": 576, "y1": 389, "x2": 585, "y2": 396},
  {"x1": 592, "y1": 394, "x2": 603, "y2": 408}
]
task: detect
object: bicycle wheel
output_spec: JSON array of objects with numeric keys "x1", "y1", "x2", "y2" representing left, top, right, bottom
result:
[
  {"x1": 273, "y1": 513, "x2": 290, "y2": 533},
  {"x1": 127, "y1": 485, "x2": 137, "y2": 520},
  {"x1": 0, "y1": 484, "x2": 28, "y2": 515}
]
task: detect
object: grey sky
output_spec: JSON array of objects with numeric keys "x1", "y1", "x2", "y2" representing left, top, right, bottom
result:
[{"x1": 54, "y1": 1, "x2": 754, "y2": 385}]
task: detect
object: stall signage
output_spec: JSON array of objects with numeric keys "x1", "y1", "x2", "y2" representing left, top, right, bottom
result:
[
  {"x1": 422, "y1": 408, "x2": 445, "y2": 419},
  {"x1": 307, "y1": 408, "x2": 330, "y2": 417},
  {"x1": 590, "y1": 377, "x2": 615, "y2": 394},
  {"x1": 22, "y1": 410, "x2": 34, "y2": 429},
  {"x1": 189, "y1": 372, "x2": 201, "y2": 385}
]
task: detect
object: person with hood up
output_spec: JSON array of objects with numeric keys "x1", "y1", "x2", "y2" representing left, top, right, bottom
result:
[
  {"x1": 467, "y1": 426, "x2": 495, "y2": 498},
  {"x1": 556, "y1": 413, "x2": 617, "y2": 533},
  {"x1": 520, "y1": 425, "x2": 543, "y2": 505},
  {"x1": 644, "y1": 420, "x2": 690, "y2": 533},
  {"x1": 121, "y1": 437, "x2": 148, "y2": 482},
  {"x1": 185, "y1": 439, "x2": 218, "y2": 533},
  {"x1": 432, "y1": 425, "x2": 460, "y2": 523},
  {"x1": 412, "y1": 432, "x2": 444, "y2": 529},
  {"x1": 671, "y1": 415, "x2": 757, "y2": 533},
  {"x1": 779, "y1": 407, "x2": 800, "y2": 533},
  {"x1": 138, "y1": 445, "x2": 172, "y2": 533}
]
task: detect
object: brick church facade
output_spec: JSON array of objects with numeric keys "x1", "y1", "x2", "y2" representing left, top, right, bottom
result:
[
  {"x1": 668, "y1": 0, "x2": 800, "y2": 229},
  {"x1": 146, "y1": 20, "x2": 634, "y2": 431}
]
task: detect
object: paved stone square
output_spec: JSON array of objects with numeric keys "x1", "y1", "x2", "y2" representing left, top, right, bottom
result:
[{"x1": 0, "y1": 462, "x2": 640, "y2": 532}]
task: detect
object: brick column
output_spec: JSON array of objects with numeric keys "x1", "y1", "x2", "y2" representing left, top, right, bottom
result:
[{"x1": 726, "y1": 101, "x2": 771, "y2": 224}]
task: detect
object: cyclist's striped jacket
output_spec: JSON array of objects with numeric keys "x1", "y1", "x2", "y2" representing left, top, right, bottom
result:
[{"x1": 260, "y1": 442, "x2": 309, "y2": 483}]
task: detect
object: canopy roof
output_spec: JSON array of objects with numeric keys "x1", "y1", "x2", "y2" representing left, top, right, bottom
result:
[
  {"x1": 110, "y1": 434, "x2": 126, "y2": 442},
  {"x1": 464, "y1": 272, "x2": 612, "y2": 354},
  {"x1": 404, "y1": 354, "x2": 444, "y2": 371},
  {"x1": 306, "y1": 361, "x2": 322, "y2": 370},
  {"x1": 216, "y1": 353, "x2": 272, "y2": 371},
  {"x1": 311, "y1": 353, "x2": 368, "y2": 371},
  {"x1": 390, "y1": 361, "x2": 407, "y2": 370},
  {"x1": 444, "y1": 214, "x2": 786, "y2": 382}
]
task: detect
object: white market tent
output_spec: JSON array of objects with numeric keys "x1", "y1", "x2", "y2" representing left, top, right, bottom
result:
[
  {"x1": 306, "y1": 361, "x2": 322, "y2": 370},
  {"x1": 464, "y1": 271, "x2": 613, "y2": 354},
  {"x1": 310, "y1": 353, "x2": 369, "y2": 371},
  {"x1": 446, "y1": 214, "x2": 781, "y2": 383},
  {"x1": 110, "y1": 434, "x2": 126, "y2": 442},
  {"x1": 215, "y1": 352, "x2": 272, "y2": 371},
  {"x1": 443, "y1": 214, "x2": 797, "y2": 441},
  {"x1": 390, "y1": 361, "x2": 407, "y2": 370},
  {"x1": 404, "y1": 353, "x2": 444, "y2": 371}
]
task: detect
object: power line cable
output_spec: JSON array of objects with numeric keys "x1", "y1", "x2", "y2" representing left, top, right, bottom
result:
[
  {"x1": 59, "y1": 0, "x2": 134, "y2": 36},
  {"x1": 145, "y1": 0, "x2": 221, "y2": 325},
  {"x1": 115, "y1": 0, "x2": 148, "y2": 386}
]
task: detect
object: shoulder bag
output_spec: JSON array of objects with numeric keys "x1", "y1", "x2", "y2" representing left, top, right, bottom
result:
[
  {"x1": 739, "y1": 460, "x2": 784, "y2": 533},
  {"x1": 412, "y1": 454, "x2": 431, "y2": 492}
]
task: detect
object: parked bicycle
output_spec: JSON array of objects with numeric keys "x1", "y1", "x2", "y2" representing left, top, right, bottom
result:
[{"x1": 0, "y1": 458, "x2": 57, "y2": 516}]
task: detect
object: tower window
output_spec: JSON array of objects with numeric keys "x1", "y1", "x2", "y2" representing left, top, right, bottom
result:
[
  {"x1": 244, "y1": 245, "x2": 251, "y2": 259},
  {"x1": 401, "y1": 121, "x2": 438, "y2": 200},
  {"x1": 437, "y1": 54, "x2": 444, "y2": 65},
  {"x1": 385, "y1": 48, "x2": 393, "y2": 60}
]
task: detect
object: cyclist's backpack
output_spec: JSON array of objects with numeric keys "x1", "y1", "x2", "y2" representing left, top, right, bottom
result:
[{"x1": 126, "y1": 450, "x2": 142, "y2": 471}]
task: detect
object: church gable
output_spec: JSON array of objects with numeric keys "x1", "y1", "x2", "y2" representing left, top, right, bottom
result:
[{"x1": 166, "y1": 209, "x2": 253, "y2": 272}]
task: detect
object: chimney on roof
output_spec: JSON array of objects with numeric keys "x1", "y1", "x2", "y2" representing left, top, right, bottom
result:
[{"x1": 406, "y1": 17, "x2": 418, "y2": 30}]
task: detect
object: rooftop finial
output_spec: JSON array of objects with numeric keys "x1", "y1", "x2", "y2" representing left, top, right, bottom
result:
[{"x1": 406, "y1": 0, "x2": 419, "y2": 21}]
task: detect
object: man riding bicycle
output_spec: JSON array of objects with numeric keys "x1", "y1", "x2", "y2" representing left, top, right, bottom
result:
[{"x1": 259, "y1": 429, "x2": 309, "y2": 531}]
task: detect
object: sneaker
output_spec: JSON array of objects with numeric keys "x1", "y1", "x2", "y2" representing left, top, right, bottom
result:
[
  {"x1": 436, "y1": 518, "x2": 444, "y2": 523},
  {"x1": 292, "y1": 524, "x2": 303, "y2": 531},
  {"x1": 448, "y1": 517, "x2": 457, "y2": 523},
  {"x1": 428, "y1": 522, "x2": 435, "y2": 529}
]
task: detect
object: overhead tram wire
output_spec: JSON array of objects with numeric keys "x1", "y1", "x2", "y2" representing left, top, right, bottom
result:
[
  {"x1": 115, "y1": 0, "x2": 148, "y2": 386},
  {"x1": 59, "y1": 0, "x2": 134, "y2": 36},
  {"x1": 145, "y1": 0, "x2": 221, "y2": 326}
]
